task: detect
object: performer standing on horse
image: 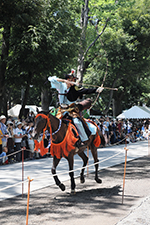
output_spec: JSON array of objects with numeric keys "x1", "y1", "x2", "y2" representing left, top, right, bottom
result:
[{"x1": 48, "y1": 69, "x2": 103, "y2": 148}]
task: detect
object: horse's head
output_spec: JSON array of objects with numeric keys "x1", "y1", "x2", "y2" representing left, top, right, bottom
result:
[{"x1": 31, "y1": 113, "x2": 48, "y2": 140}]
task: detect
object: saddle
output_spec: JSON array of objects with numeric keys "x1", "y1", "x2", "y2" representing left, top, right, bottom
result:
[
  {"x1": 56, "y1": 98, "x2": 92, "y2": 119},
  {"x1": 56, "y1": 103, "x2": 80, "y2": 119},
  {"x1": 56, "y1": 99, "x2": 93, "y2": 141}
]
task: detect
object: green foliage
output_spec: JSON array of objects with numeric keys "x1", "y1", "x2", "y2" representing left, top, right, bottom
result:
[
  {"x1": 9, "y1": 0, "x2": 80, "y2": 77},
  {"x1": 1, "y1": 0, "x2": 80, "y2": 108},
  {"x1": 81, "y1": 0, "x2": 150, "y2": 115},
  {"x1": 1, "y1": 0, "x2": 150, "y2": 115}
]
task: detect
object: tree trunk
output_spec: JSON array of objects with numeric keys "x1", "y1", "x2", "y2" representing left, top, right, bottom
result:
[
  {"x1": 41, "y1": 89, "x2": 51, "y2": 112},
  {"x1": 77, "y1": 0, "x2": 89, "y2": 83},
  {"x1": 0, "y1": 25, "x2": 10, "y2": 114},
  {"x1": 2, "y1": 91, "x2": 8, "y2": 117},
  {"x1": 19, "y1": 71, "x2": 33, "y2": 119},
  {"x1": 41, "y1": 73, "x2": 52, "y2": 111},
  {"x1": 113, "y1": 90, "x2": 124, "y2": 116},
  {"x1": 113, "y1": 98, "x2": 123, "y2": 117}
]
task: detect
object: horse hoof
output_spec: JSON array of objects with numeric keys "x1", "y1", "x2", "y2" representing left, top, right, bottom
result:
[
  {"x1": 71, "y1": 189, "x2": 76, "y2": 195},
  {"x1": 80, "y1": 176, "x2": 85, "y2": 183},
  {"x1": 59, "y1": 183, "x2": 65, "y2": 191},
  {"x1": 95, "y1": 178, "x2": 102, "y2": 184}
]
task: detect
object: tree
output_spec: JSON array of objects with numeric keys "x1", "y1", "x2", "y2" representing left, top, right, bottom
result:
[
  {"x1": 0, "y1": 0, "x2": 80, "y2": 116},
  {"x1": 76, "y1": 0, "x2": 111, "y2": 83},
  {"x1": 77, "y1": 0, "x2": 150, "y2": 116},
  {"x1": 1, "y1": 0, "x2": 150, "y2": 117},
  {"x1": 32, "y1": 0, "x2": 80, "y2": 110},
  {"x1": 0, "y1": 0, "x2": 43, "y2": 115},
  {"x1": 109, "y1": 0, "x2": 150, "y2": 115}
]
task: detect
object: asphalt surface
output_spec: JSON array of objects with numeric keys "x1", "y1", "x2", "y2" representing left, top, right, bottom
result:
[
  {"x1": 116, "y1": 195, "x2": 150, "y2": 225},
  {"x1": 0, "y1": 140, "x2": 150, "y2": 225},
  {"x1": 0, "y1": 140, "x2": 149, "y2": 201}
]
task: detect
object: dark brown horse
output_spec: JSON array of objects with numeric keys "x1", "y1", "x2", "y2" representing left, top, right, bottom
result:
[{"x1": 32, "y1": 111, "x2": 102, "y2": 193}]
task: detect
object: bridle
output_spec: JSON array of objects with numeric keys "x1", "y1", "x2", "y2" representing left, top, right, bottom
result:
[{"x1": 35, "y1": 113, "x2": 62, "y2": 140}]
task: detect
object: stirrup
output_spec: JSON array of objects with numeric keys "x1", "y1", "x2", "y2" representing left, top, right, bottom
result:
[{"x1": 75, "y1": 139, "x2": 87, "y2": 149}]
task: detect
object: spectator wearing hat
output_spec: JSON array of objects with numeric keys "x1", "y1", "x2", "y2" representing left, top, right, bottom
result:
[
  {"x1": 14, "y1": 122, "x2": 27, "y2": 162},
  {"x1": 0, "y1": 115, "x2": 8, "y2": 147},
  {"x1": 6, "y1": 120, "x2": 15, "y2": 163}
]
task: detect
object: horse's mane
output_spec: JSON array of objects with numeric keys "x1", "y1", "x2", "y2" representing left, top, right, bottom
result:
[
  {"x1": 38, "y1": 110, "x2": 49, "y2": 115},
  {"x1": 37, "y1": 110, "x2": 59, "y2": 121}
]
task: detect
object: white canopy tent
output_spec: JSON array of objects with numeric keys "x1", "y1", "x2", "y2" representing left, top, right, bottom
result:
[
  {"x1": 117, "y1": 105, "x2": 150, "y2": 119},
  {"x1": 7, "y1": 104, "x2": 42, "y2": 118}
]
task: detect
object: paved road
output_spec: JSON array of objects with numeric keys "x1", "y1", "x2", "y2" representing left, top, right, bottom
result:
[
  {"x1": 116, "y1": 195, "x2": 150, "y2": 225},
  {"x1": 0, "y1": 140, "x2": 149, "y2": 201}
]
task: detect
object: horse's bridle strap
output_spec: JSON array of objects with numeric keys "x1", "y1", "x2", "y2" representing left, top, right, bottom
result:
[
  {"x1": 35, "y1": 113, "x2": 49, "y2": 120},
  {"x1": 35, "y1": 113, "x2": 62, "y2": 136}
]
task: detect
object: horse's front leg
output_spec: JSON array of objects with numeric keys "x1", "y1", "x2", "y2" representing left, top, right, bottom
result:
[
  {"x1": 66, "y1": 153, "x2": 76, "y2": 194},
  {"x1": 90, "y1": 144, "x2": 102, "y2": 184},
  {"x1": 78, "y1": 151, "x2": 88, "y2": 183},
  {"x1": 51, "y1": 155, "x2": 65, "y2": 191}
]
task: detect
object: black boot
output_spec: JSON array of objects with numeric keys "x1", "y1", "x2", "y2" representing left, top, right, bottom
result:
[{"x1": 75, "y1": 139, "x2": 87, "y2": 149}]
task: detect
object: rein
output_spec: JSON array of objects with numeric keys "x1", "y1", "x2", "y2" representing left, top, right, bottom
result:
[
  {"x1": 34, "y1": 113, "x2": 79, "y2": 158},
  {"x1": 52, "y1": 119, "x2": 62, "y2": 135},
  {"x1": 35, "y1": 113, "x2": 62, "y2": 139}
]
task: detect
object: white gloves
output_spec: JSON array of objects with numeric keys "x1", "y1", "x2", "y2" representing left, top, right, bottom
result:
[{"x1": 96, "y1": 87, "x2": 104, "y2": 93}]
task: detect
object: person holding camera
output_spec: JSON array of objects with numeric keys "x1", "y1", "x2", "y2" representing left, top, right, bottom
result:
[{"x1": 14, "y1": 122, "x2": 27, "y2": 162}]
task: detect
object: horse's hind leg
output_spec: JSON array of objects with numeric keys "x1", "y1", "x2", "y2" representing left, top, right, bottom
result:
[
  {"x1": 51, "y1": 156, "x2": 65, "y2": 191},
  {"x1": 90, "y1": 144, "x2": 102, "y2": 184},
  {"x1": 78, "y1": 151, "x2": 88, "y2": 183}
]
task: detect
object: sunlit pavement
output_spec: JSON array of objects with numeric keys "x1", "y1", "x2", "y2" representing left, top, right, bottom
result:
[{"x1": 0, "y1": 140, "x2": 149, "y2": 201}]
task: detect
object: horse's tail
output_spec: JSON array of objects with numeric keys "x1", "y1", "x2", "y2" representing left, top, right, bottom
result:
[
  {"x1": 93, "y1": 131, "x2": 101, "y2": 147},
  {"x1": 85, "y1": 119, "x2": 101, "y2": 147}
]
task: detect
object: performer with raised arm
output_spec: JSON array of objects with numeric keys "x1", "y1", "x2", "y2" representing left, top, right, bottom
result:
[{"x1": 48, "y1": 69, "x2": 104, "y2": 148}]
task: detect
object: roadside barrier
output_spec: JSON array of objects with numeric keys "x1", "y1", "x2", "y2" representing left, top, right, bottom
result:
[
  {"x1": 0, "y1": 179, "x2": 28, "y2": 192},
  {"x1": 148, "y1": 134, "x2": 150, "y2": 155},
  {"x1": 0, "y1": 144, "x2": 126, "y2": 225},
  {"x1": 26, "y1": 177, "x2": 33, "y2": 225},
  {"x1": 0, "y1": 137, "x2": 148, "y2": 191},
  {"x1": 0, "y1": 146, "x2": 123, "y2": 191},
  {"x1": 122, "y1": 139, "x2": 128, "y2": 204},
  {"x1": 0, "y1": 139, "x2": 148, "y2": 224}
]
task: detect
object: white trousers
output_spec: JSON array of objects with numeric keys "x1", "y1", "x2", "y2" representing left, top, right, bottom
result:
[{"x1": 73, "y1": 118, "x2": 97, "y2": 142}]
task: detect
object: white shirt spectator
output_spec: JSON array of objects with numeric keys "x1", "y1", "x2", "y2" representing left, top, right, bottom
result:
[{"x1": 14, "y1": 127, "x2": 23, "y2": 143}]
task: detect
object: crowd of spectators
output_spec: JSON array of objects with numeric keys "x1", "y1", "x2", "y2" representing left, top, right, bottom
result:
[
  {"x1": 96, "y1": 116, "x2": 150, "y2": 147},
  {"x1": 0, "y1": 112, "x2": 41, "y2": 165},
  {"x1": 0, "y1": 111, "x2": 150, "y2": 165}
]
